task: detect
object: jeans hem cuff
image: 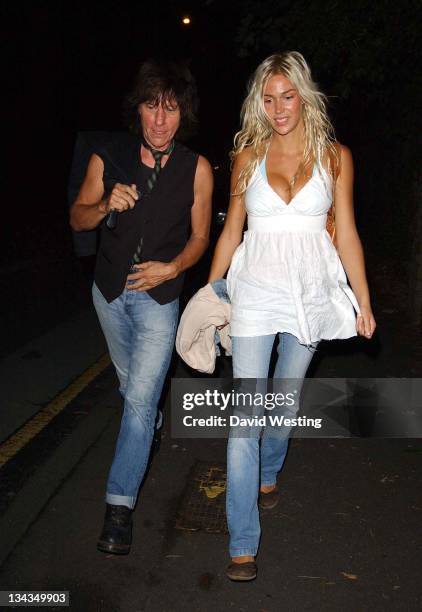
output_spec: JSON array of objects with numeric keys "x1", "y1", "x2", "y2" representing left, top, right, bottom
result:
[
  {"x1": 229, "y1": 550, "x2": 257, "y2": 557},
  {"x1": 106, "y1": 493, "x2": 135, "y2": 509}
]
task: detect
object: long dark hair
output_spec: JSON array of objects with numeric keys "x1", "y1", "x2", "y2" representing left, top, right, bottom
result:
[{"x1": 124, "y1": 59, "x2": 198, "y2": 140}]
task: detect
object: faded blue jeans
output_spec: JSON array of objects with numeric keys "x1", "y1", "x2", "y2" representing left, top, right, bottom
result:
[
  {"x1": 227, "y1": 332, "x2": 318, "y2": 558},
  {"x1": 93, "y1": 282, "x2": 178, "y2": 509}
]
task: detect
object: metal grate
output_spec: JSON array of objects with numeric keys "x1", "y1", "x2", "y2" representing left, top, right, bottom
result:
[{"x1": 175, "y1": 461, "x2": 227, "y2": 533}]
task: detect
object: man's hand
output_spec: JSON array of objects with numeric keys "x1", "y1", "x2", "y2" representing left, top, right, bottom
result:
[
  {"x1": 126, "y1": 261, "x2": 179, "y2": 291},
  {"x1": 100, "y1": 183, "x2": 139, "y2": 215}
]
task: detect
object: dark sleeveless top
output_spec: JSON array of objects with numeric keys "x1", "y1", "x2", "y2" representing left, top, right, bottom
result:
[{"x1": 93, "y1": 132, "x2": 198, "y2": 304}]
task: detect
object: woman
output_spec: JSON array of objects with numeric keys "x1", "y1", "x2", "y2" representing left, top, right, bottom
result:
[{"x1": 208, "y1": 51, "x2": 376, "y2": 581}]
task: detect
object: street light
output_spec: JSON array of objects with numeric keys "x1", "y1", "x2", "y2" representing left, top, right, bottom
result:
[{"x1": 182, "y1": 16, "x2": 191, "y2": 25}]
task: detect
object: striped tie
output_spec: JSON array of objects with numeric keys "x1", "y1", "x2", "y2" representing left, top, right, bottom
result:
[{"x1": 132, "y1": 140, "x2": 175, "y2": 264}]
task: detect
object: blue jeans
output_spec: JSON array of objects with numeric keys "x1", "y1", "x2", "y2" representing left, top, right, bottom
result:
[
  {"x1": 227, "y1": 332, "x2": 318, "y2": 557},
  {"x1": 92, "y1": 282, "x2": 178, "y2": 509}
]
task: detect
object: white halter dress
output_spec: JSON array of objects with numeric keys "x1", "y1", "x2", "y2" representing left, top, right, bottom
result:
[{"x1": 226, "y1": 157, "x2": 360, "y2": 345}]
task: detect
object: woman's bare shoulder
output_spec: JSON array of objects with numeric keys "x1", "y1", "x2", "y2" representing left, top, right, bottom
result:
[
  {"x1": 322, "y1": 142, "x2": 353, "y2": 177},
  {"x1": 233, "y1": 146, "x2": 254, "y2": 166},
  {"x1": 334, "y1": 141, "x2": 353, "y2": 162},
  {"x1": 335, "y1": 143, "x2": 354, "y2": 178}
]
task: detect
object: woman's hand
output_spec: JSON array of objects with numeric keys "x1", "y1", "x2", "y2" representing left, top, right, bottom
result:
[
  {"x1": 126, "y1": 261, "x2": 178, "y2": 291},
  {"x1": 356, "y1": 305, "x2": 376, "y2": 339}
]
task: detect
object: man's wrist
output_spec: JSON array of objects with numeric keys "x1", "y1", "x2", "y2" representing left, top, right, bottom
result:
[
  {"x1": 168, "y1": 260, "x2": 182, "y2": 279},
  {"x1": 97, "y1": 199, "x2": 108, "y2": 216}
]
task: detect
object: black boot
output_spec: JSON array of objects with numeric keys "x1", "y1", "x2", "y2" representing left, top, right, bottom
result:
[{"x1": 97, "y1": 504, "x2": 133, "y2": 555}]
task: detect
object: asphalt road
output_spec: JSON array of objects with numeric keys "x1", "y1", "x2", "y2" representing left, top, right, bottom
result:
[{"x1": 0, "y1": 360, "x2": 421, "y2": 611}]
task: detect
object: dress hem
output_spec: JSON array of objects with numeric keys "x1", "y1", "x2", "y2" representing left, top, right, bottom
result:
[{"x1": 229, "y1": 325, "x2": 358, "y2": 347}]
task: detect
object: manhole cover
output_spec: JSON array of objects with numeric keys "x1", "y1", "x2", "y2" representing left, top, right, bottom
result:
[{"x1": 175, "y1": 461, "x2": 227, "y2": 533}]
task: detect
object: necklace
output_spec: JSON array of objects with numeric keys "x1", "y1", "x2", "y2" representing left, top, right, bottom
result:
[
  {"x1": 289, "y1": 160, "x2": 311, "y2": 189},
  {"x1": 285, "y1": 160, "x2": 312, "y2": 201}
]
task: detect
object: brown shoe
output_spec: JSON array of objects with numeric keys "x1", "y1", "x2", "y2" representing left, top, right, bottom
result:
[
  {"x1": 226, "y1": 561, "x2": 257, "y2": 581},
  {"x1": 258, "y1": 486, "x2": 280, "y2": 510}
]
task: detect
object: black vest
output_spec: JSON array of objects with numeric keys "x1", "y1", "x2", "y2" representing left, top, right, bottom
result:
[{"x1": 94, "y1": 133, "x2": 198, "y2": 304}]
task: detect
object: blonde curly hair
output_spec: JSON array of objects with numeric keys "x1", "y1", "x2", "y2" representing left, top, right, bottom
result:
[{"x1": 232, "y1": 51, "x2": 338, "y2": 194}]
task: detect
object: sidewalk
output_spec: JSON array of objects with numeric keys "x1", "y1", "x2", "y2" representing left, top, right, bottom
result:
[{"x1": 0, "y1": 354, "x2": 421, "y2": 611}]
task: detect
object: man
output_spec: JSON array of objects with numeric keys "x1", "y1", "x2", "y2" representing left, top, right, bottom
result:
[{"x1": 70, "y1": 59, "x2": 213, "y2": 554}]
